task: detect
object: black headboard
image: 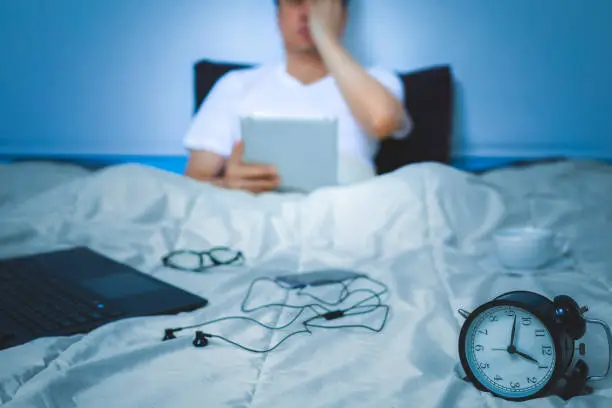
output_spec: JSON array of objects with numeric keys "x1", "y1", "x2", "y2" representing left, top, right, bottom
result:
[{"x1": 194, "y1": 60, "x2": 454, "y2": 174}]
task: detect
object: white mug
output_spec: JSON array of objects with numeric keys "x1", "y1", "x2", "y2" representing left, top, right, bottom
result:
[{"x1": 493, "y1": 226, "x2": 569, "y2": 269}]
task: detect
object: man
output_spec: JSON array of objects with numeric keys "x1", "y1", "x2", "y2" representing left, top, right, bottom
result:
[{"x1": 184, "y1": 0, "x2": 413, "y2": 193}]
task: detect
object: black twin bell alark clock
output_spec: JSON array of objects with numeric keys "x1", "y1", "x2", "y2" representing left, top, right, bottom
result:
[{"x1": 457, "y1": 291, "x2": 612, "y2": 401}]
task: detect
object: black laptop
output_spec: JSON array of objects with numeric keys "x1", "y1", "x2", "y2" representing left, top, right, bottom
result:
[{"x1": 0, "y1": 246, "x2": 208, "y2": 351}]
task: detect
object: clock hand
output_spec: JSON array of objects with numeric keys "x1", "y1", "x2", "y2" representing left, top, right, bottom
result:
[
  {"x1": 509, "y1": 314, "x2": 517, "y2": 347},
  {"x1": 516, "y1": 350, "x2": 539, "y2": 364},
  {"x1": 508, "y1": 346, "x2": 539, "y2": 364},
  {"x1": 491, "y1": 346, "x2": 539, "y2": 364}
]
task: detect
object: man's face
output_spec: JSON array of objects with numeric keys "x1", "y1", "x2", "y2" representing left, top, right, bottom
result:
[{"x1": 277, "y1": 0, "x2": 347, "y2": 54}]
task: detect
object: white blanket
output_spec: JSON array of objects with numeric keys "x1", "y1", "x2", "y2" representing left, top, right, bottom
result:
[{"x1": 1, "y1": 159, "x2": 611, "y2": 408}]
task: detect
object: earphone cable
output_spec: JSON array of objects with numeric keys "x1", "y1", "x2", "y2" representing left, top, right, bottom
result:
[
  {"x1": 163, "y1": 275, "x2": 390, "y2": 352},
  {"x1": 296, "y1": 276, "x2": 389, "y2": 309},
  {"x1": 304, "y1": 304, "x2": 390, "y2": 333},
  {"x1": 206, "y1": 329, "x2": 312, "y2": 354},
  {"x1": 241, "y1": 276, "x2": 388, "y2": 313},
  {"x1": 240, "y1": 277, "x2": 333, "y2": 314},
  {"x1": 169, "y1": 306, "x2": 311, "y2": 333}
]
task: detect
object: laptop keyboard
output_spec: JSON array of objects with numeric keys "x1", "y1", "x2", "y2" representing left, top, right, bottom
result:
[{"x1": 0, "y1": 262, "x2": 124, "y2": 336}]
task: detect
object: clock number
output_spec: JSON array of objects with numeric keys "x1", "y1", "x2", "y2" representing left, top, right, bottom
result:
[
  {"x1": 474, "y1": 345, "x2": 484, "y2": 352},
  {"x1": 504, "y1": 310, "x2": 515, "y2": 317},
  {"x1": 521, "y1": 317, "x2": 532, "y2": 326},
  {"x1": 478, "y1": 329, "x2": 488, "y2": 335},
  {"x1": 478, "y1": 362, "x2": 490, "y2": 369},
  {"x1": 542, "y1": 345, "x2": 553, "y2": 356},
  {"x1": 489, "y1": 314, "x2": 499, "y2": 322},
  {"x1": 510, "y1": 381, "x2": 521, "y2": 389},
  {"x1": 535, "y1": 329, "x2": 546, "y2": 337},
  {"x1": 527, "y1": 377, "x2": 538, "y2": 384}
]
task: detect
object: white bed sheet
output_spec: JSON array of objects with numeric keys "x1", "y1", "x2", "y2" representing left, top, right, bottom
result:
[{"x1": 0, "y1": 159, "x2": 611, "y2": 408}]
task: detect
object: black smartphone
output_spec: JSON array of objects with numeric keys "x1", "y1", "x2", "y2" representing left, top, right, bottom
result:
[{"x1": 274, "y1": 269, "x2": 366, "y2": 289}]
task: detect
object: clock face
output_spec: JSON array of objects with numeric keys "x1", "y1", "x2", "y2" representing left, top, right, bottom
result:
[{"x1": 463, "y1": 305, "x2": 557, "y2": 399}]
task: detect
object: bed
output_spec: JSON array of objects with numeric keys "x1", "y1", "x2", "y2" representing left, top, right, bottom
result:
[
  {"x1": 1, "y1": 157, "x2": 612, "y2": 408},
  {"x1": 1, "y1": 62, "x2": 612, "y2": 407}
]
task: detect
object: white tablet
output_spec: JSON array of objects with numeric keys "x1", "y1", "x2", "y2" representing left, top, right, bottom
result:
[{"x1": 240, "y1": 115, "x2": 339, "y2": 193}]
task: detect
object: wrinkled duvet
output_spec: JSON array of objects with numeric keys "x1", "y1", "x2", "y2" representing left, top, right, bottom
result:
[{"x1": 0, "y1": 159, "x2": 611, "y2": 408}]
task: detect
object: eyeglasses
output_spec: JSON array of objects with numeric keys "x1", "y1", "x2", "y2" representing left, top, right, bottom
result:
[{"x1": 161, "y1": 247, "x2": 245, "y2": 272}]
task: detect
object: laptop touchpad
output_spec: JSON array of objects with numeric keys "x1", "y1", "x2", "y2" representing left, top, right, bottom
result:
[{"x1": 81, "y1": 273, "x2": 162, "y2": 299}]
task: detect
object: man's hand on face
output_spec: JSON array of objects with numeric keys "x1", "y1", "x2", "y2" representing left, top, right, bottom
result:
[
  {"x1": 223, "y1": 141, "x2": 281, "y2": 194},
  {"x1": 308, "y1": 0, "x2": 344, "y2": 42}
]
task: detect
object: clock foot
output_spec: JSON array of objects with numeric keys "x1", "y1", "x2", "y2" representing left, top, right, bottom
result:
[
  {"x1": 558, "y1": 360, "x2": 590, "y2": 400},
  {"x1": 458, "y1": 309, "x2": 470, "y2": 319}
]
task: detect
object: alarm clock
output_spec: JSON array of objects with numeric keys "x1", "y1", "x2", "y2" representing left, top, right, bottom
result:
[{"x1": 457, "y1": 291, "x2": 612, "y2": 401}]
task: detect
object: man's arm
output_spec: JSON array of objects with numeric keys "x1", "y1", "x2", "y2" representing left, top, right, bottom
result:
[
  {"x1": 309, "y1": 0, "x2": 410, "y2": 140},
  {"x1": 185, "y1": 143, "x2": 280, "y2": 193},
  {"x1": 185, "y1": 150, "x2": 227, "y2": 187}
]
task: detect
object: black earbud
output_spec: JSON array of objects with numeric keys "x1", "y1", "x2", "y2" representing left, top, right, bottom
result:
[
  {"x1": 163, "y1": 329, "x2": 177, "y2": 341},
  {"x1": 193, "y1": 331, "x2": 211, "y2": 348},
  {"x1": 553, "y1": 295, "x2": 587, "y2": 340}
]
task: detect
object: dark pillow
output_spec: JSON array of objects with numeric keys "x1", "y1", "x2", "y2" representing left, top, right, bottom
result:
[
  {"x1": 194, "y1": 59, "x2": 453, "y2": 174},
  {"x1": 375, "y1": 65, "x2": 454, "y2": 174}
]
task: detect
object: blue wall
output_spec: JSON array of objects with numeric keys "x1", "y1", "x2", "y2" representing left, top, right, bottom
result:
[{"x1": 1, "y1": 0, "x2": 611, "y2": 170}]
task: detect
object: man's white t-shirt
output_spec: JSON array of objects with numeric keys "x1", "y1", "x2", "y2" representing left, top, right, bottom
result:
[{"x1": 183, "y1": 62, "x2": 412, "y2": 184}]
